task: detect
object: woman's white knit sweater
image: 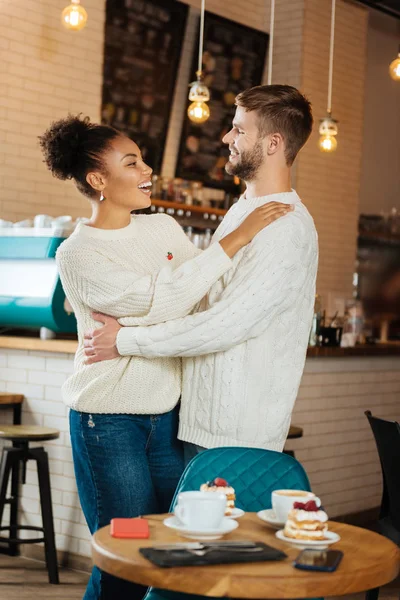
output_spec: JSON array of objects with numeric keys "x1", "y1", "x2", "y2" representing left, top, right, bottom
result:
[{"x1": 56, "y1": 214, "x2": 232, "y2": 414}]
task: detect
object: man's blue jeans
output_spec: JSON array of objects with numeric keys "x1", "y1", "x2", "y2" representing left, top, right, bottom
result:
[{"x1": 69, "y1": 407, "x2": 184, "y2": 600}]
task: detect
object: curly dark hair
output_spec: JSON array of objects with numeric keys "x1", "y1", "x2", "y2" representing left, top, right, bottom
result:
[{"x1": 38, "y1": 114, "x2": 120, "y2": 199}]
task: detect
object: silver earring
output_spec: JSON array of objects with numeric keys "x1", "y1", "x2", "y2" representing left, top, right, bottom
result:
[{"x1": 100, "y1": 191, "x2": 106, "y2": 202}]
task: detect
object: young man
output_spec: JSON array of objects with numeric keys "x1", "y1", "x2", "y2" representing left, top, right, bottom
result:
[{"x1": 84, "y1": 84, "x2": 318, "y2": 459}]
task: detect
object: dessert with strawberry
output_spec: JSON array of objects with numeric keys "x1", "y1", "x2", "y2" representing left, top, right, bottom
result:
[
  {"x1": 283, "y1": 499, "x2": 329, "y2": 541},
  {"x1": 200, "y1": 477, "x2": 236, "y2": 516}
]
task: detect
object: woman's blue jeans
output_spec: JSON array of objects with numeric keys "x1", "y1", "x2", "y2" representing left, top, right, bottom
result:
[{"x1": 69, "y1": 407, "x2": 184, "y2": 600}]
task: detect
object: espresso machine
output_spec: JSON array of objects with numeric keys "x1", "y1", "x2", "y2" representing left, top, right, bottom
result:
[{"x1": 0, "y1": 227, "x2": 77, "y2": 337}]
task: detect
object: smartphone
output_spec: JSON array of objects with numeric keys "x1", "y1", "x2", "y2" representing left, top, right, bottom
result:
[
  {"x1": 110, "y1": 517, "x2": 149, "y2": 539},
  {"x1": 293, "y1": 549, "x2": 343, "y2": 572}
]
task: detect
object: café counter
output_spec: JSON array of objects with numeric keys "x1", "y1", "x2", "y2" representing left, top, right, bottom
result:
[
  {"x1": 0, "y1": 334, "x2": 399, "y2": 563},
  {"x1": 1, "y1": 335, "x2": 400, "y2": 357}
]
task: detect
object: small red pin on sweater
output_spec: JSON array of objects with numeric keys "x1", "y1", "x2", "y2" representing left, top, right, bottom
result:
[{"x1": 167, "y1": 252, "x2": 173, "y2": 261}]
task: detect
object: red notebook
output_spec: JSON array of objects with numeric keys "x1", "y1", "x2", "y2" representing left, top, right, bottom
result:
[{"x1": 110, "y1": 518, "x2": 149, "y2": 539}]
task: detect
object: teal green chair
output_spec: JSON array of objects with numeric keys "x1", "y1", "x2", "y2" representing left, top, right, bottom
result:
[{"x1": 145, "y1": 447, "x2": 313, "y2": 600}]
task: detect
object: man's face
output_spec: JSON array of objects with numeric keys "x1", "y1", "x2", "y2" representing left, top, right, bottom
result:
[{"x1": 222, "y1": 106, "x2": 265, "y2": 182}]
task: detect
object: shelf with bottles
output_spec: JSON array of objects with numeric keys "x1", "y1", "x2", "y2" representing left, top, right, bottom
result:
[
  {"x1": 359, "y1": 210, "x2": 400, "y2": 246},
  {"x1": 151, "y1": 199, "x2": 227, "y2": 217},
  {"x1": 150, "y1": 174, "x2": 242, "y2": 215},
  {"x1": 148, "y1": 203, "x2": 224, "y2": 231},
  {"x1": 358, "y1": 229, "x2": 400, "y2": 247}
]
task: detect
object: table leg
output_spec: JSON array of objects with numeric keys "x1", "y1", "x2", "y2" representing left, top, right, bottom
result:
[
  {"x1": 366, "y1": 588, "x2": 379, "y2": 600},
  {"x1": 13, "y1": 404, "x2": 22, "y2": 426}
]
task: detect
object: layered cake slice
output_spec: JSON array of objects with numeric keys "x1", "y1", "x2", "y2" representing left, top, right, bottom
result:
[
  {"x1": 283, "y1": 500, "x2": 329, "y2": 541},
  {"x1": 200, "y1": 477, "x2": 236, "y2": 516}
]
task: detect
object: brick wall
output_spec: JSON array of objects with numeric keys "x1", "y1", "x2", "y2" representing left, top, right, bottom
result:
[
  {"x1": 1, "y1": 348, "x2": 398, "y2": 557},
  {"x1": 0, "y1": 0, "x2": 106, "y2": 222},
  {"x1": 297, "y1": 0, "x2": 368, "y2": 304}
]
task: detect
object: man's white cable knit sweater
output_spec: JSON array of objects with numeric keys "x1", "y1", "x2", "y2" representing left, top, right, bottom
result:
[
  {"x1": 56, "y1": 214, "x2": 232, "y2": 414},
  {"x1": 116, "y1": 191, "x2": 319, "y2": 451}
]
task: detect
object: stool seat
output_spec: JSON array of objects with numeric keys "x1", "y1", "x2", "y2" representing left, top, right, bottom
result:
[
  {"x1": 0, "y1": 394, "x2": 24, "y2": 405},
  {"x1": 0, "y1": 425, "x2": 60, "y2": 442},
  {"x1": 0, "y1": 428, "x2": 59, "y2": 583},
  {"x1": 287, "y1": 425, "x2": 303, "y2": 439}
]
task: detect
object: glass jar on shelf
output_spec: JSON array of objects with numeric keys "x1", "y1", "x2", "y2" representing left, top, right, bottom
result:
[
  {"x1": 184, "y1": 226, "x2": 193, "y2": 241},
  {"x1": 173, "y1": 178, "x2": 184, "y2": 203},
  {"x1": 191, "y1": 181, "x2": 203, "y2": 206},
  {"x1": 151, "y1": 174, "x2": 161, "y2": 198},
  {"x1": 309, "y1": 294, "x2": 322, "y2": 347},
  {"x1": 203, "y1": 228, "x2": 212, "y2": 249},
  {"x1": 341, "y1": 299, "x2": 364, "y2": 347},
  {"x1": 160, "y1": 177, "x2": 170, "y2": 201},
  {"x1": 388, "y1": 207, "x2": 399, "y2": 235}
]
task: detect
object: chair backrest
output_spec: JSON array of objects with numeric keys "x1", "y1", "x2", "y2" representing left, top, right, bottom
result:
[
  {"x1": 170, "y1": 447, "x2": 311, "y2": 512},
  {"x1": 365, "y1": 411, "x2": 400, "y2": 530}
]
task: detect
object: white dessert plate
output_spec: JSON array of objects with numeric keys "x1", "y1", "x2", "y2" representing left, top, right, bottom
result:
[
  {"x1": 257, "y1": 509, "x2": 285, "y2": 530},
  {"x1": 275, "y1": 529, "x2": 341, "y2": 549},
  {"x1": 228, "y1": 508, "x2": 245, "y2": 519},
  {"x1": 163, "y1": 516, "x2": 238, "y2": 540}
]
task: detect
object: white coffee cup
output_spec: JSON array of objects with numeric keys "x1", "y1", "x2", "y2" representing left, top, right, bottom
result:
[
  {"x1": 174, "y1": 491, "x2": 226, "y2": 530},
  {"x1": 0, "y1": 219, "x2": 13, "y2": 228},
  {"x1": 271, "y1": 489, "x2": 321, "y2": 523},
  {"x1": 13, "y1": 219, "x2": 33, "y2": 228},
  {"x1": 53, "y1": 215, "x2": 72, "y2": 225},
  {"x1": 34, "y1": 214, "x2": 53, "y2": 228}
]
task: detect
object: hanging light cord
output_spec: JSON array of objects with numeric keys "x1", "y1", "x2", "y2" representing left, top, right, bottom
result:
[
  {"x1": 197, "y1": 0, "x2": 206, "y2": 75},
  {"x1": 267, "y1": 0, "x2": 276, "y2": 85},
  {"x1": 327, "y1": 0, "x2": 336, "y2": 115}
]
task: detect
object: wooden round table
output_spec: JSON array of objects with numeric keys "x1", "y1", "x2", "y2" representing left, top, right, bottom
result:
[{"x1": 92, "y1": 513, "x2": 400, "y2": 598}]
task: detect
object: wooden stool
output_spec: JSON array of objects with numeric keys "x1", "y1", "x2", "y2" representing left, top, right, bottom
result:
[
  {"x1": 283, "y1": 425, "x2": 303, "y2": 458},
  {"x1": 0, "y1": 394, "x2": 24, "y2": 425},
  {"x1": 0, "y1": 425, "x2": 60, "y2": 584}
]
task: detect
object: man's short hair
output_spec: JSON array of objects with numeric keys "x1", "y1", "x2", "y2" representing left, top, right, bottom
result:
[{"x1": 235, "y1": 84, "x2": 313, "y2": 165}]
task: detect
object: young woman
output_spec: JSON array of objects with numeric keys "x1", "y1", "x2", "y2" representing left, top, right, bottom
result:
[{"x1": 39, "y1": 115, "x2": 291, "y2": 600}]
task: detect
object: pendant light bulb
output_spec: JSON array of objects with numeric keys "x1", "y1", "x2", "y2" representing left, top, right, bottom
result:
[
  {"x1": 389, "y1": 45, "x2": 400, "y2": 81},
  {"x1": 319, "y1": 0, "x2": 338, "y2": 155},
  {"x1": 187, "y1": 101, "x2": 210, "y2": 124},
  {"x1": 188, "y1": 0, "x2": 210, "y2": 125},
  {"x1": 318, "y1": 115, "x2": 338, "y2": 153},
  {"x1": 188, "y1": 71, "x2": 210, "y2": 124},
  {"x1": 62, "y1": 0, "x2": 88, "y2": 31}
]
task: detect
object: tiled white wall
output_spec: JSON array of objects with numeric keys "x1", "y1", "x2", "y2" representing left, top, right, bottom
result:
[
  {"x1": 1, "y1": 347, "x2": 399, "y2": 558},
  {"x1": 0, "y1": 349, "x2": 91, "y2": 557}
]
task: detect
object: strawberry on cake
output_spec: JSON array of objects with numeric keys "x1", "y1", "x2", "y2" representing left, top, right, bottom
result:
[
  {"x1": 283, "y1": 500, "x2": 329, "y2": 541},
  {"x1": 200, "y1": 477, "x2": 236, "y2": 516}
]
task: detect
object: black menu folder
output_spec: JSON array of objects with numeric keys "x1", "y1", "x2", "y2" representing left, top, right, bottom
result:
[{"x1": 140, "y1": 542, "x2": 287, "y2": 568}]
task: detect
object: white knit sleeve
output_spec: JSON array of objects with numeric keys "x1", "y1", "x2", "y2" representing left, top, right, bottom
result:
[
  {"x1": 56, "y1": 233, "x2": 232, "y2": 323},
  {"x1": 116, "y1": 222, "x2": 315, "y2": 357}
]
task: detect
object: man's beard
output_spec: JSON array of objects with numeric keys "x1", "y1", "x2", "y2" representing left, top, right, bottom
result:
[{"x1": 225, "y1": 140, "x2": 264, "y2": 182}]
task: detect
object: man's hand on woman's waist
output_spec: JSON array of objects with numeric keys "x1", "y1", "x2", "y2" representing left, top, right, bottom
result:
[{"x1": 84, "y1": 313, "x2": 122, "y2": 364}]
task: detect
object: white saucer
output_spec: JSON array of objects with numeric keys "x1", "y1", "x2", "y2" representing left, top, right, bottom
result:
[
  {"x1": 228, "y1": 508, "x2": 245, "y2": 519},
  {"x1": 163, "y1": 516, "x2": 239, "y2": 540},
  {"x1": 257, "y1": 509, "x2": 285, "y2": 530},
  {"x1": 275, "y1": 529, "x2": 341, "y2": 549}
]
